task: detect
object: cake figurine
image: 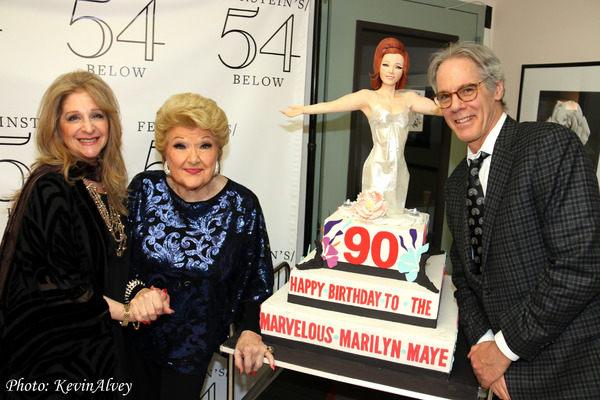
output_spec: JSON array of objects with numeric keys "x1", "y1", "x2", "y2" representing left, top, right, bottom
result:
[
  {"x1": 281, "y1": 37, "x2": 441, "y2": 214},
  {"x1": 266, "y1": 38, "x2": 458, "y2": 378}
]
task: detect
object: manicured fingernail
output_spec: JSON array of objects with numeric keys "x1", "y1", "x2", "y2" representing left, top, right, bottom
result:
[
  {"x1": 253, "y1": 371, "x2": 257, "y2": 375},
  {"x1": 239, "y1": 369, "x2": 242, "y2": 375},
  {"x1": 163, "y1": 289, "x2": 167, "y2": 293},
  {"x1": 271, "y1": 365, "x2": 275, "y2": 371}
]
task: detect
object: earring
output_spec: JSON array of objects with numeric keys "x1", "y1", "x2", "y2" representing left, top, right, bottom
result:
[
  {"x1": 163, "y1": 160, "x2": 171, "y2": 176},
  {"x1": 214, "y1": 161, "x2": 220, "y2": 176}
]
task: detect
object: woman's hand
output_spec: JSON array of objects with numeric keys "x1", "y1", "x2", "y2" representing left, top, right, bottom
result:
[
  {"x1": 280, "y1": 105, "x2": 304, "y2": 118},
  {"x1": 129, "y1": 286, "x2": 175, "y2": 323},
  {"x1": 233, "y1": 330, "x2": 275, "y2": 375}
]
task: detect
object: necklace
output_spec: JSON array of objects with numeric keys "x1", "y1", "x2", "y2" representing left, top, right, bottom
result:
[{"x1": 82, "y1": 178, "x2": 127, "y2": 257}]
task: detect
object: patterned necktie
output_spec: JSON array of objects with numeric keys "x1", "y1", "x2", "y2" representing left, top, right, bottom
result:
[{"x1": 467, "y1": 152, "x2": 489, "y2": 272}]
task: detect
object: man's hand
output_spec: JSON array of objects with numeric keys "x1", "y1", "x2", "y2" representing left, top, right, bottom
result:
[
  {"x1": 490, "y1": 376, "x2": 511, "y2": 400},
  {"x1": 468, "y1": 341, "x2": 511, "y2": 388}
]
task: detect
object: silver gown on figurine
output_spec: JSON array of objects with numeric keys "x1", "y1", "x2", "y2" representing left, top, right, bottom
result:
[{"x1": 363, "y1": 92, "x2": 410, "y2": 215}]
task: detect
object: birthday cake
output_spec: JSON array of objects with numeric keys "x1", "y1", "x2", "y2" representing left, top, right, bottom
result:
[{"x1": 260, "y1": 202, "x2": 459, "y2": 375}]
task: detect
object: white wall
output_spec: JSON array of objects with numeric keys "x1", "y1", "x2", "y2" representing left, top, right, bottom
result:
[
  {"x1": 440, "y1": 0, "x2": 600, "y2": 259},
  {"x1": 483, "y1": 0, "x2": 600, "y2": 117}
]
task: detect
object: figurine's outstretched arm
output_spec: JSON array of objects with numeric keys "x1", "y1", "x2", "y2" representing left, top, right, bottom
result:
[
  {"x1": 405, "y1": 91, "x2": 443, "y2": 116},
  {"x1": 280, "y1": 90, "x2": 371, "y2": 118}
]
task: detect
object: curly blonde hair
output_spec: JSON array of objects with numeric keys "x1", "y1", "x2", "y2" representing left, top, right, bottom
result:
[{"x1": 154, "y1": 93, "x2": 229, "y2": 162}]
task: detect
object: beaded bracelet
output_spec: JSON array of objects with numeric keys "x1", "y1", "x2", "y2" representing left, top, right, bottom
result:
[
  {"x1": 124, "y1": 279, "x2": 145, "y2": 330},
  {"x1": 124, "y1": 279, "x2": 145, "y2": 304}
]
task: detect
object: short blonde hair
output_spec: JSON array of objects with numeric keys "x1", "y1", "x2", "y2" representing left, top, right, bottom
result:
[{"x1": 154, "y1": 93, "x2": 229, "y2": 162}]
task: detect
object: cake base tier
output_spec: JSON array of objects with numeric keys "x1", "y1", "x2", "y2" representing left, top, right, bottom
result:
[
  {"x1": 221, "y1": 329, "x2": 480, "y2": 400},
  {"x1": 261, "y1": 275, "x2": 458, "y2": 375},
  {"x1": 263, "y1": 332, "x2": 450, "y2": 379}
]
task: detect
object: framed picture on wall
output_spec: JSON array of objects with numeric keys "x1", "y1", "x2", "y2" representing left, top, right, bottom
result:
[{"x1": 517, "y1": 61, "x2": 600, "y2": 175}]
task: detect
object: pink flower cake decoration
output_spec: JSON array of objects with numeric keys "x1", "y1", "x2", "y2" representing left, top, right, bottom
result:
[{"x1": 350, "y1": 191, "x2": 388, "y2": 220}]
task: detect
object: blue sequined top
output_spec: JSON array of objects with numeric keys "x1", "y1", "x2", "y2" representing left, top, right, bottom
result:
[{"x1": 126, "y1": 171, "x2": 273, "y2": 373}]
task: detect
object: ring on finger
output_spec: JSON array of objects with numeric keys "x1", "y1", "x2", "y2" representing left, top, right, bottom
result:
[{"x1": 264, "y1": 345, "x2": 274, "y2": 355}]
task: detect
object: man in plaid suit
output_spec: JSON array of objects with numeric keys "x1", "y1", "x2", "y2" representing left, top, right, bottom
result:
[{"x1": 428, "y1": 42, "x2": 600, "y2": 399}]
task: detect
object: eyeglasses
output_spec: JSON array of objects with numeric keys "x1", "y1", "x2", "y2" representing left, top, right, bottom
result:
[{"x1": 433, "y1": 79, "x2": 488, "y2": 109}]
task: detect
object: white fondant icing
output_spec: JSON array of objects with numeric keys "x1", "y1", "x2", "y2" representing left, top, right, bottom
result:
[
  {"x1": 322, "y1": 210, "x2": 429, "y2": 271},
  {"x1": 337, "y1": 205, "x2": 427, "y2": 226},
  {"x1": 290, "y1": 253, "x2": 446, "y2": 322},
  {"x1": 266, "y1": 208, "x2": 457, "y2": 374},
  {"x1": 261, "y1": 276, "x2": 458, "y2": 374}
]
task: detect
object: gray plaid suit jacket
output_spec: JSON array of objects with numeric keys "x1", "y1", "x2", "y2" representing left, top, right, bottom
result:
[{"x1": 446, "y1": 116, "x2": 600, "y2": 399}]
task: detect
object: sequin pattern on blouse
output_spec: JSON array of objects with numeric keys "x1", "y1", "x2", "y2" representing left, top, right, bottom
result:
[{"x1": 127, "y1": 171, "x2": 273, "y2": 373}]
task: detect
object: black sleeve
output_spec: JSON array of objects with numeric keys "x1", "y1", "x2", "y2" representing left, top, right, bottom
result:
[{"x1": 239, "y1": 301, "x2": 261, "y2": 334}]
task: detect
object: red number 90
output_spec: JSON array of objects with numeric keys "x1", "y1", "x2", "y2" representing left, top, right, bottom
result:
[{"x1": 343, "y1": 227, "x2": 398, "y2": 269}]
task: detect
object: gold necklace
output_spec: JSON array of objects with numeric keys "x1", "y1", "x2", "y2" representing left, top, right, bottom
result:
[{"x1": 82, "y1": 178, "x2": 127, "y2": 257}]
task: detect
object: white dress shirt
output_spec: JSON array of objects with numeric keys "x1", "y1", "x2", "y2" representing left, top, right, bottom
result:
[{"x1": 468, "y1": 113, "x2": 520, "y2": 362}]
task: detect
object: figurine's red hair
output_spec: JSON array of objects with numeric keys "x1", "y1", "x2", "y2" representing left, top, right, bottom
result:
[{"x1": 370, "y1": 38, "x2": 410, "y2": 90}]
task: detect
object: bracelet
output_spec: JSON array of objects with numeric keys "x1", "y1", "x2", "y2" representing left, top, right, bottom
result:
[
  {"x1": 121, "y1": 303, "x2": 130, "y2": 327},
  {"x1": 124, "y1": 279, "x2": 145, "y2": 304}
]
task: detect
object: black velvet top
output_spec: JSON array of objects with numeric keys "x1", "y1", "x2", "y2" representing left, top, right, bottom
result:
[
  {"x1": 0, "y1": 171, "x2": 128, "y2": 398},
  {"x1": 126, "y1": 171, "x2": 274, "y2": 374}
]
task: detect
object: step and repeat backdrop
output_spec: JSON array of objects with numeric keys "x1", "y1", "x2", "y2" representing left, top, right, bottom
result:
[{"x1": 0, "y1": 0, "x2": 312, "y2": 397}]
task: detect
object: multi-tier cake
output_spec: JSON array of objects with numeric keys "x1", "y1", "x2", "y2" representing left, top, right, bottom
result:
[{"x1": 260, "y1": 195, "x2": 458, "y2": 375}]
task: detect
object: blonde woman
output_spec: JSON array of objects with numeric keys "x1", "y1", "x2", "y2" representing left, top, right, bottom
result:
[
  {"x1": 0, "y1": 71, "x2": 170, "y2": 394},
  {"x1": 126, "y1": 93, "x2": 274, "y2": 400}
]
